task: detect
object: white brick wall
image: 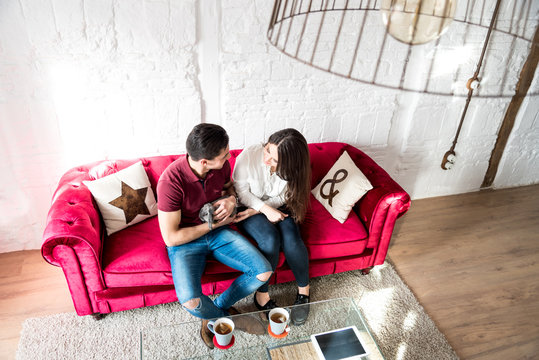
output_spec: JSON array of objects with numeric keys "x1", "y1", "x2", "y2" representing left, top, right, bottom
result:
[{"x1": 0, "y1": 0, "x2": 537, "y2": 252}]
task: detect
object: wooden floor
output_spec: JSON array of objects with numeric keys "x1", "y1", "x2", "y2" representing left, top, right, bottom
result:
[
  {"x1": 1, "y1": 185, "x2": 538, "y2": 360},
  {"x1": 389, "y1": 184, "x2": 539, "y2": 360}
]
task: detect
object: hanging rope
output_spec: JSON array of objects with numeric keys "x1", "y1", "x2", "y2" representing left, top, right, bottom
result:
[{"x1": 441, "y1": 0, "x2": 503, "y2": 170}]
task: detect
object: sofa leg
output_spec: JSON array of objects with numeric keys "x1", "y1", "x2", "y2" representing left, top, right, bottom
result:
[
  {"x1": 361, "y1": 267, "x2": 373, "y2": 275},
  {"x1": 92, "y1": 313, "x2": 107, "y2": 320}
]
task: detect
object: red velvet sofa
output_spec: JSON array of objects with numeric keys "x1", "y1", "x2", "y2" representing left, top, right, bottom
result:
[{"x1": 42, "y1": 142, "x2": 410, "y2": 317}]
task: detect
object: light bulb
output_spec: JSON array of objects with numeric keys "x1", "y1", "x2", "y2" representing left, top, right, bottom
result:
[{"x1": 381, "y1": 0, "x2": 457, "y2": 45}]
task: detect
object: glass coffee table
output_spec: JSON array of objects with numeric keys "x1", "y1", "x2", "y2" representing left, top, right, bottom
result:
[{"x1": 140, "y1": 297, "x2": 384, "y2": 359}]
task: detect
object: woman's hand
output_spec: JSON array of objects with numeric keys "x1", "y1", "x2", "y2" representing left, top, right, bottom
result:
[
  {"x1": 260, "y1": 204, "x2": 288, "y2": 223},
  {"x1": 234, "y1": 208, "x2": 258, "y2": 223}
]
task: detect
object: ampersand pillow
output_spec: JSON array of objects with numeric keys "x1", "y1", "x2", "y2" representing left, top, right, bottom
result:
[
  {"x1": 311, "y1": 151, "x2": 373, "y2": 223},
  {"x1": 83, "y1": 161, "x2": 158, "y2": 235}
]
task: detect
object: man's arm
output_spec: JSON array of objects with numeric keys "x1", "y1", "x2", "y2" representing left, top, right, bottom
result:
[
  {"x1": 158, "y1": 210, "x2": 210, "y2": 247},
  {"x1": 213, "y1": 180, "x2": 238, "y2": 221},
  {"x1": 223, "y1": 179, "x2": 236, "y2": 196},
  {"x1": 158, "y1": 209, "x2": 235, "y2": 247}
]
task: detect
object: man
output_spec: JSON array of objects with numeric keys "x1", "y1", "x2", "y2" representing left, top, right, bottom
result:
[{"x1": 157, "y1": 123, "x2": 272, "y2": 348}]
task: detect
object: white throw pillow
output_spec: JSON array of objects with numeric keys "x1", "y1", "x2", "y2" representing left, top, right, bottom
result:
[
  {"x1": 312, "y1": 151, "x2": 373, "y2": 224},
  {"x1": 83, "y1": 161, "x2": 158, "y2": 235}
]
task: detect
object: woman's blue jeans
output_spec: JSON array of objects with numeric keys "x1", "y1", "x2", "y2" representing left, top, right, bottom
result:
[
  {"x1": 167, "y1": 226, "x2": 271, "y2": 319},
  {"x1": 237, "y1": 213, "x2": 309, "y2": 293}
]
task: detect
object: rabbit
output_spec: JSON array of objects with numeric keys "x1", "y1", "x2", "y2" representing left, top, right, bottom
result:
[{"x1": 199, "y1": 196, "x2": 237, "y2": 230}]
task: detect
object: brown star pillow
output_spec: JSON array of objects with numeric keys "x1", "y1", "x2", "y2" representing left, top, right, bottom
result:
[{"x1": 83, "y1": 162, "x2": 158, "y2": 235}]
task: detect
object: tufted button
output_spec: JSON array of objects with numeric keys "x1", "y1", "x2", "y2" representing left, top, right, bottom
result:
[
  {"x1": 66, "y1": 221, "x2": 74, "y2": 226},
  {"x1": 68, "y1": 201, "x2": 75, "y2": 205},
  {"x1": 71, "y1": 183, "x2": 80, "y2": 188}
]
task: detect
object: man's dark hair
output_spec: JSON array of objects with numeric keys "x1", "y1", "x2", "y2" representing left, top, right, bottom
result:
[{"x1": 186, "y1": 123, "x2": 229, "y2": 161}]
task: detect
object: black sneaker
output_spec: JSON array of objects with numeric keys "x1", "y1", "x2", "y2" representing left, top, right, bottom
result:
[
  {"x1": 253, "y1": 293, "x2": 278, "y2": 320},
  {"x1": 291, "y1": 293, "x2": 310, "y2": 326}
]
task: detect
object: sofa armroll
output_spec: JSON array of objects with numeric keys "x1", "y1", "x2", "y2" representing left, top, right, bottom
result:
[
  {"x1": 358, "y1": 189, "x2": 410, "y2": 266},
  {"x1": 358, "y1": 187, "x2": 411, "y2": 241},
  {"x1": 344, "y1": 144, "x2": 411, "y2": 264},
  {"x1": 41, "y1": 175, "x2": 106, "y2": 316}
]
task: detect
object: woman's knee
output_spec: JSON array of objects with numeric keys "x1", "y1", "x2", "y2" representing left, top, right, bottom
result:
[
  {"x1": 258, "y1": 236, "x2": 280, "y2": 256},
  {"x1": 255, "y1": 226, "x2": 280, "y2": 251},
  {"x1": 279, "y1": 218, "x2": 301, "y2": 236}
]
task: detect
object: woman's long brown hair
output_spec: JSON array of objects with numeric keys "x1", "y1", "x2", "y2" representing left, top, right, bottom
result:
[{"x1": 267, "y1": 128, "x2": 311, "y2": 223}]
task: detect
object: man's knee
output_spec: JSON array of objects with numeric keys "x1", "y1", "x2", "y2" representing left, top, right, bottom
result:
[
  {"x1": 182, "y1": 297, "x2": 200, "y2": 310},
  {"x1": 257, "y1": 271, "x2": 273, "y2": 283}
]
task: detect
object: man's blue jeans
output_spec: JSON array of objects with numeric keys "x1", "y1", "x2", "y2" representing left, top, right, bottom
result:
[
  {"x1": 167, "y1": 226, "x2": 271, "y2": 319},
  {"x1": 237, "y1": 214, "x2": 309, "y2": 293}
]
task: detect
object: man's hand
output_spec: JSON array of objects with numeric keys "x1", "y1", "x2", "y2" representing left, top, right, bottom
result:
[
  {"x1": 260, "y1": 204, "x2": 288, "y2": 223},
  {"x1": 212, "y1": 195, "x2": 236, "y2": 222},
  {"x1": 213, "y1": 213, "x2": 236, "y2": 228},
  {"x1": 234, "y1": 208, "x2": 259, "y2": 223}
]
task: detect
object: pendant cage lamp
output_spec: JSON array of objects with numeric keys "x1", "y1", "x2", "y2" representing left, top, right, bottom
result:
[{"x1": 267, "y1": 0, "x2": 539, "y2": 98}]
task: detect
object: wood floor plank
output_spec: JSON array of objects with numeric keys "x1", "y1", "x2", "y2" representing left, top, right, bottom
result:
[{"x1": 1, "y1": 184, "x2": 538, "y2": 359}]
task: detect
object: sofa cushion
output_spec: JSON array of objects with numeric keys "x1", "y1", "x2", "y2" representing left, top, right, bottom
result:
[
  {"x1": 301, "y1": 194, "x2": 368, "y2": 260},
  {"x1": 102, "y1": 217, "x2": 173, "y2": 287},
  {"x1": 101, "y1": 199, "x2": 369, "y2": 288},
  {"x1": 102, "y1": 218, "x2": 253, "y2": 287}
]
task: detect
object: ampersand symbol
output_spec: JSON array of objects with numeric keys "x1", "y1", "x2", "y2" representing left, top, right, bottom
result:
[{"x1": 320, "y1": 169, "x2": 348, "y2": 207}]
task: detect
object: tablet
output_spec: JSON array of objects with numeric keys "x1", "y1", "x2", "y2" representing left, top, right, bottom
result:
[{"x1": 310, "y1": 326, "x2": 369, "y2": 360}]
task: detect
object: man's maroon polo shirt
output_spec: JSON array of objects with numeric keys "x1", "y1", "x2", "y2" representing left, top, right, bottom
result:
[{"x1": 157, "y1": 155, "x2": 231, "y2": 228}]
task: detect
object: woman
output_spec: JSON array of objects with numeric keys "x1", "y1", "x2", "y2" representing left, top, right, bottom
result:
[{"x1": 233, "y1": 128, "x2": 311, "y2": 325}]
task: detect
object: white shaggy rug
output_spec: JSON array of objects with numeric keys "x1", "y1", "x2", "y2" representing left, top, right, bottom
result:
[{"x1": 17, "y1": 261, "x2": 458, "y2": 360}]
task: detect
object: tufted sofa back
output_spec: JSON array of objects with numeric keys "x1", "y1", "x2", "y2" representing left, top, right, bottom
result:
[{"x1": 49, "y1": 142, "x2": 375, "y2": 208}]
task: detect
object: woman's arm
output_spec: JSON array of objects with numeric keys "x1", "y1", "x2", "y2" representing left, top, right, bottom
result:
[
  {"x1": 259, "y1": 204, "x2": 288, "y2": 222},
  {"x1": 233, "y1": 146, "x2": 267, "y2": 211},
  {"x1": 261, "y1": 186, "x2": 286, "y2": 209},
  {"x1": 234, "y1": 179, "x2": 267, "y2": 211},
  {"x1": 233, "y1": 146, "x2": 288, "y2": 223},
  {"x1": 258, "y1": 185, "x2": 288, "y2": 222}
]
